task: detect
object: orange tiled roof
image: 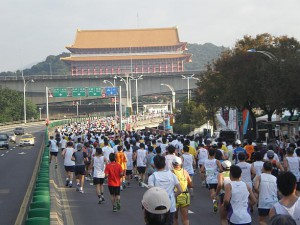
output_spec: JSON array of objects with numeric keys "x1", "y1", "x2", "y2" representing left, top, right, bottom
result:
[
  {"x1": 66, "y1": 27, "x2": 184, "y2": 49},
  {"x1": 61, "y1": 54, "x2": 191, "y2": 62}
]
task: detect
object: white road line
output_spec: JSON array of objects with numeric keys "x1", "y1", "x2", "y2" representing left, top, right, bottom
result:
[
  {"x1": 6, "y1": 151, "x2": 9, "y2": 153},
  {"x1": 188, "y1": 210, "x2": 194, "y2": 214},
  {"x1": 141, "y1": 182, "x2": 149, "y2": 188},
  {"x1": 1, "y1": 154, "x2": 4, "y2": 157}
]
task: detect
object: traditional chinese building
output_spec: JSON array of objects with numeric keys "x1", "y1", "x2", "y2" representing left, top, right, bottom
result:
[{"x1": 61, "y1": 27, "x2": 192, "y2": 76}]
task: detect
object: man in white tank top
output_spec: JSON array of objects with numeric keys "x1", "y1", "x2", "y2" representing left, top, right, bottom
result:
[
  {"x1": 61, "y1": 141, "x2": 75, "y2": 187},
  {"x1": 269, "y1": 172, "x2": 300, "y2": 225},
  {"x1": 283, "y1": 147, "x2": 300, "y2": 196},
  {"x1": 223, "y1": 165, "x2": 256, "y2": 225},
  {"x1": 237, "y1": 152, "x2": 256, "y2": 189},
  {"x1": 253, "y1": 161, "x2": 278, "y2": 225},
  {"x1": 48, "y1": 136, "x2": 59, "y2": 168}
]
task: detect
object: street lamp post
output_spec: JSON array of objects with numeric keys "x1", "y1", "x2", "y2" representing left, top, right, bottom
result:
[
  {"x1": 181, "y1": 74, "x2": 199, "y2": 103},
  {"x1": 117, "y1": 74, "x2": 130, "y2": 108},
  {"x1": 130, "y1": 75, "x2": 143, "y2": 115},
  {"x1": 247, "y1": 49, "x2": 278, "y2": 61},
  {"x1": 103, "y1": 78, "x2": 117, "y2": 117},
  {"x1": 39, "y1": 107, "x2": 42, "y2": 120},
  {"x1": 160, "y1": 83, "x2": 175, "y2": 113},
  {"x1": 22, "y1": 73, "x2": 34, "y2": 124}
]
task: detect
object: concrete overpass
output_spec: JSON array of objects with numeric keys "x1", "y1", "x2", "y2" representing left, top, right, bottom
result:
[{"x1": 0, "y1": 71, "x2": 202, "y2": 104}]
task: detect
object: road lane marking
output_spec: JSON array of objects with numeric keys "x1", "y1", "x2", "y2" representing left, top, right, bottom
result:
[
  {"x1": 188, "y1": 210, "x2": 194, "y2": 214},
  {"x1": 0, "y1": 189, "x2": 10, "y2": 194},
  {"x1": 18, "y1": 152, "x2": 26, "y2": 155},
  {"x1": 1, "y1": 154, "x2": 4, "y2": 157},
  {"x1": 6, "y1": 151, "x2": 9, "y2": 153}
]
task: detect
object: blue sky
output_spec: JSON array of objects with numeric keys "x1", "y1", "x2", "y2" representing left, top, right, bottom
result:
[{"x1": 1, "y1": 0, "x2": 299, "y2": 72}]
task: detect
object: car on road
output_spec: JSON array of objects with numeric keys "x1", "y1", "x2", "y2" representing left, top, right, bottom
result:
[
  {"x1": 0, "y1": 133, "x2": 10, "y2": 149},
  {"x1": 19, "y1": 134, "x2": 35, "y2": 146},
  {"x1": 14, "y1": 127, "x2": 25, "y2": 135}
]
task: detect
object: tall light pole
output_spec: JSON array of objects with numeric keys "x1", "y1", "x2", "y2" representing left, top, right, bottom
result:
[
  {"x1": 39, "y1": 107, "x2": 42, "y2": 120},
  {"x1": 130, "y1": 75, "x2": 143, "y2": 115},
  {"x1": 103, "y1": 78, "x2": 117, "y2": 117},
  {"x1": 117, "y1": 74, "x2": 130, "y2": 108},
  {"x1": 160, "y1": 83, "x2": 175, "y2": 114},
  {"x1": 181, "y1": 74, "x2": 199, "y2": 103},
  {"x1": 22, "y1": 72, "x2": 34, "y2": 124}
]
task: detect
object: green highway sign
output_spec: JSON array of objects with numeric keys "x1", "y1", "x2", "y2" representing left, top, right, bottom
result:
[
  {"x1": 88, "y1": 87, "x2": 102, "y2": 97},
  {"x1": 72, "y1": 87, "x2": 86, "y2": 97},
  {"x1": 53, "y1": 88, "x2": 68, "y2": 97}
]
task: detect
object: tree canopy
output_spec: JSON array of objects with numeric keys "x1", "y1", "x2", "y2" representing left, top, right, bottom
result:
[{"x1": 195, "y1": 33, "x2": 300, "y2": 136}]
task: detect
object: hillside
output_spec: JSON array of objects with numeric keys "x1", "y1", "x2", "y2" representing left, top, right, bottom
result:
[{"x1": 0, "y1": 43, "x2": 225, "y2": 76}]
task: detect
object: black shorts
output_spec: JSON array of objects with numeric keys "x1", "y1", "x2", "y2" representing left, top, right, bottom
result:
[
  {"x1": 64, "y1": 166, "x2": 75, "y2": 172},
  {"x1": 108, "y1": 186, "x2": 120, "y2": 196},
  {"x1": 207, "y1": 183, "x2": 218, "y2": 190},
  {"x1": 137, "y1": 167, "x2": 146, "y2": 174},
  {"x1": 93, "y1": 178, "x2": 105, "y2": 185},
  {"x1": 258, "y1": 208, "x2": 270, "y2": 217},
  {"x1": 75, "y1": 165, "x2": 86, "y2": 176},
  {"x1": 50, "y1": 152, "x2": 58, "y2": 156},
  {"x1": 219, "y1": 193, "x2": 225, "y2": 204},
  {"x1": 133, "y1": 160, "x2": 137, "y2": 167},
  {"x1": 126, "y1": 170, "x2": 133, "y2": 176}
]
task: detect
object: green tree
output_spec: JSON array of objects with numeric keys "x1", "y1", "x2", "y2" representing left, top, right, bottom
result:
[{"x1": 0, "y1": 88, "x2": 38, "y2": 122}]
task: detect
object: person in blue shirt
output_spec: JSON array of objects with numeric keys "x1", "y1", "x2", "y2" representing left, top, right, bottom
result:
[{"x1": 232, "y1": 140, "x2": 247, "y2": 164}]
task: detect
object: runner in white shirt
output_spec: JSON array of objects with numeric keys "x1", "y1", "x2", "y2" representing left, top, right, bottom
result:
[
  {"x1": 102, "y1": 140, "x2": 114, "y2": 162},
  {"x1": 224, "y1": 165, "x2": 256, "y2": 225},
  {"x1": 90, "y1": 148, "x2": 107, "y2": 204},
  {"x1": 181, "y1": 145, "x2": 195, "y2": 197},
  {"x1": 237, "y1": 153, "x2": 256, "y2": 189},
  {"x1": 124, "y1": 143, "x2": 134, "y2": 187},
  {"x1": 61, "y1": 141, "x2": 75, "y2": 187},
  {"x1": 60, "y1": 136, "x2": 67, "y2": 152},
  {"x1": 165, "y1": 145, "x2": 178, "y2": 171},
  {"x1": 253, "y1": 161, "x2": 278, "y2": 225},
  {"x1": 48, "y1": 136, "x2": 59, "y2": 168},
  {"x1": 148, "y1": 155, "x2": 182, "y2": 225},
  {"x1": 136, "y1": 143, "x2": 147, "y2": 187}
]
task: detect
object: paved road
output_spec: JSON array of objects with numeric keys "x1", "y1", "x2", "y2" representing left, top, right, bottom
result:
[
  {"x1": 54, "y1": 155, "x2": 259, "y2": 225},
  {"x1": 0, "y1": 123, "x2": 46, "y2": 225}
]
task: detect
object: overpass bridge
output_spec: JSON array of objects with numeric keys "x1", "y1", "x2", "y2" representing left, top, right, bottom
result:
[{"x1": 0, "y1": 71, "x2": 202, "y2": 117}]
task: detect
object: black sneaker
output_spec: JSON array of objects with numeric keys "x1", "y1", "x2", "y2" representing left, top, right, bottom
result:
[
  {"x1": 69, "y1": 182, "x2": 73, "y2": 188},
  {"x1": 113, "y1": 205, "x2": 117, "y2": 212},
  {"x1": 65, "y1": 180, "x2": 69, "y2": 187},
  {"x1": 98, "y1": 198, "x2": 102, "y2": 204},
  {"x1": 101, "y1": 196, "x2": 105, "y2": 202},
  {"x1": 116, "y1": 201, "x2": 121, "y2": 210}
]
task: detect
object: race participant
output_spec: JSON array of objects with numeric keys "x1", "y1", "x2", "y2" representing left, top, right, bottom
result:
[
  {"x1": 184, "y1": 139, "x2": 197, "y2": 159},
  {"x1": 102, "y1": 140, "x2": 114, "y2": 162},
  {"x1": 181, "y1": 145, "x2": 195, "y2": 196},
  {"x1": 244, "y1": 140, "x2": 255, "y2": 163},
  {"x1": 265, "y1": 150, "x2": 284, "y2": 178},
  {"x1": 136, "y1": 143, "x2": 147, "y2": 187},
  {"x1": 148, "y1": 155, "x2": 182, "y2": 225},
  {"x1": 232, "y1": 140, "x2": 247, "y2": 164},
  {"x1": 165, "y1": 145, "x2": 178, "y2": 170},
  {"x1": 269, "y1": 172, "x2": 300, "y2": 224},
  {"x1": 145, "y1": 146, "x2": 155, "y2": 182},
  {"x1": 251, "y1": 149, "x2": 264, "y2": 177},
  {"x1": 197, "y1": 143, "x2": 208, "y2": 186},
  {"x1": 124, "y1": 143, "x2": 134, "y2": 187},
  {"x1": 201, "y1": 148, "x2": 223, "y2": 212},
  {"x1": 104, "y1": 153, "x2": 123, "y2": 212},
  {"x1": 283, "y1": 147, "x2": 300, "y2": 196},
  {"x1": 215, "y1": 160, "x2": 232, "y2": 225},
  {"x1": 90, "y1": 147, "x2": 107, "y2": 204},
  {"x1": 237, "y1": 152, "x2": 256, "y2": 189},
  {"x1": 223, "y1": 165, "x2": 256, "y2": 225},
  {"x1": 116, "y1": 145, "x2": 127, "y2": 190},
  {"x1": 72, "y1": 143, "x2": 88, "y2": 193},
  {"x1": 172, "y1": 157, "x2": 193, "y2": 225},
  {"x1": 253, "y1": 161, "x2": 278, "y2": 225},
  {"x1": 48, "y1": 136, "x2": 59, "y2": 168},
  {"x1": 60, "y1": 136, "x2": 67, "y2": 152},
  {"x1": 61, "y1": 141, "x2": 75, "y2": 187},
  {"x1": 263, "y1": 149, "x2": 280, "y2": 162}
]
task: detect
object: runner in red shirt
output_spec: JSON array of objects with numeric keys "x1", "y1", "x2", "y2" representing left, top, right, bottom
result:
[{"x1": 105, "y1": 153, "x2": 123, "y2": 212}]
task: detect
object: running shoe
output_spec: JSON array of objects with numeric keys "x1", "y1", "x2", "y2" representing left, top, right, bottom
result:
[
  {"x1": 120, "y1": 185, "x2": 123, "y2": 191},
  {"x1": 76, "y1": 184, "x2": 80, "y2": 191},
  {"x1": 69, "y1": 182, "x2": 72, "y2": 188},
  {"x1": 55, "y1": 164, "x2": 57, "y2": 169},
  {"x1": 213, "y1": 199, "x2": 218, "y2": 213},
  {"x1": 65, "y1": 179, "x2": 69, "y2": 187},
  {"x1": 98, "y1": 198, "x2": 102, "y2": 204},
  {"x1": 113, "y1": 205, "x2": 117, "y2": 212},
  {"x1": 79, "y1": 189, "x2": 84, "y2": 194},
  {"x1": 101, "y1": 196, "x2": 105, "y2": 202},
  {"x1": 116, "y1": 201, "x2": 121, "y2": 210}
]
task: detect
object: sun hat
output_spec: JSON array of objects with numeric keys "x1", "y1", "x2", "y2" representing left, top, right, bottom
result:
[
  {"x1": 221, "y1": 160, "x2": 232, "y2": 169},
  {"x1": 142, "y1": 187, "x2": 170, "y2": 214}
]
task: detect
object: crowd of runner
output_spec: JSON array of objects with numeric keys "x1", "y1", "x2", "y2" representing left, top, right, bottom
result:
[{"x1": 47, "y1": 117, "x2": 300, "y2": 225}]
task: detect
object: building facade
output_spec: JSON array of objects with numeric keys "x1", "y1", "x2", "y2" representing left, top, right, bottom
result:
[{"x1": 61, "y1": 27, "x2": 191, "y2": 76}]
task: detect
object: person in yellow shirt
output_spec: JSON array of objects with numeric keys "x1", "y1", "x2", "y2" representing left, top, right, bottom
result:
[{"x1": 184, "y1": 139, "x2": 197, "y2": 158}]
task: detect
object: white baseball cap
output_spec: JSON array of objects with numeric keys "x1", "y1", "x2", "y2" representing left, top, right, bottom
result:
[
  {"x1": 235, "y1": 140, "x2": 241, "y2": 145},
  {"x1": 221, "y1": 160, "x2": 232, "y2": 169},
  {"x1": 172, "y1": 157, "x2": 182, "y2": 165},
  {"x1": 142, "y1": 187, "x2": 170, "y2": 214}
]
